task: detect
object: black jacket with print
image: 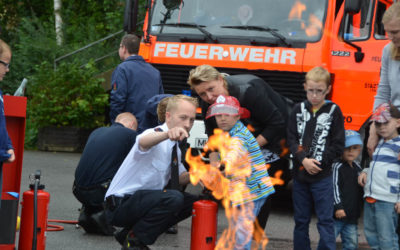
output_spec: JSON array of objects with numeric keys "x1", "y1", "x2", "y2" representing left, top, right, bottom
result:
[{"x1": 287, "y1": 100, "x2": 345, "y2": 183}]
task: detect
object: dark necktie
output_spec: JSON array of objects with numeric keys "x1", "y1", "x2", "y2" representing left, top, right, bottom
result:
[{"x1": 170, "y1": 143, "x2": 180, "y2": 190}]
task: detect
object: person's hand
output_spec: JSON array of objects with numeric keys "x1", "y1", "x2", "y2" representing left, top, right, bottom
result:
[
  {"x1": 395, "y1": 202, "x2": 400, "y2": 214},
  {"x1": 335, "y1": 209, "x2": 346, "y2": 219},
  {"x1": 358, "y1": 172, "x2": 367, "y2": 187},
  {"x1": 301, "y1": 158, "x2": 322, "y2": 175},
  {"x1": 6, "y1": 149, "x2": 15, "y2": 163},
  {"x1": 367, "y1": 123, "x2": 378, "y2": 157},
  {"x1": 167, "y1": 127, "x2": 189, "y2": 141}
]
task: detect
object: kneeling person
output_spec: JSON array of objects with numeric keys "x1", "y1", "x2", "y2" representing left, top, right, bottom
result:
[
  {"x1": 105, "y1": 95, "x2": 199, "y2": 249},
  {"x1": 73, "y1": 112, "x2": 137, "y2": 235}
]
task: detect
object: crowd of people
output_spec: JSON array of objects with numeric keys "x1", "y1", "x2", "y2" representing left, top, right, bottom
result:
[
  {"x1": 76, "y1": 3, "x2": 400, "y2": 248},
  {"x1": 2, "y1": 2, "x2": 400, "y2": 250}
]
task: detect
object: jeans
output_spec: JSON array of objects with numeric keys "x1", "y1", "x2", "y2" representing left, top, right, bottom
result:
[
  {"x1": 334, "y1": 220, "x2": 358, "y2": 250},
  {"x1": 293, "y1": 176, "x2": 336, "y2": 250},
  {"x1": 364, "y1": 200, "x2": 399, "y2": 250},
  {"x1": 235, "y1": 197, "x2": 267, "y2": 250}
]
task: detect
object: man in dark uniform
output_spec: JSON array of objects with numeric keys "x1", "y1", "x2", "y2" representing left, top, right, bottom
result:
[
  {"x1": 109, "y1": 34, "x2": 164, "y2": 133},
  {"x1": 73, "y1": 112, "x2": 138, "y2": 235}
]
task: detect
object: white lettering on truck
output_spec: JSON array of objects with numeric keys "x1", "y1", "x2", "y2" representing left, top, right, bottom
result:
[{"x1": 153, "y1": 43, "x2": 297, "y2": 64}]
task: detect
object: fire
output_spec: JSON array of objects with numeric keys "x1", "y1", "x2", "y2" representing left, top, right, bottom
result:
[
  {"x1": 288, "y1": 0, "x2": 306, "y2": 20},
  {"x1": 288, "y1": 0, "x2": 323, "y2": 37},
  {"x1": 187, "y1": 129, "x2": 284, "y2": 249}
]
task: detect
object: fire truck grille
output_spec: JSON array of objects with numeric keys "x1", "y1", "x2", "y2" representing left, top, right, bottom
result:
[{"x1": 152, "y1": 64, "x2": 306, "y2": 103}]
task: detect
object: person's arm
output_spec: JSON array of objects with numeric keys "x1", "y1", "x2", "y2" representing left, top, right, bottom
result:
[
  {"x1": 242, "y1": 83, "x2": 285, "y2": 147},
  {"x1": 109, "y1": 67, "x2": 128, "y2": 122},
  {"x1": 373, "y1": 44, "x2": 391, "y2": 110},
  {"x1": 179, "y1": 171, "x2": 191, "y2": 185},
  {"x1": 5, "y1": 134, "x2": 14, "y2": 162},
  {"x1": 321, "y1": 105, "x2": 345, "y2": 168},
  {"x1": 139, "y1": 127, "x2": 189, "y2": 151},
  {"x1": 367, "y1": 122, "x2": 379, "y2": 157},
  {"x1": 286, "y1": 104, "x2": 307, "y2": 164}
]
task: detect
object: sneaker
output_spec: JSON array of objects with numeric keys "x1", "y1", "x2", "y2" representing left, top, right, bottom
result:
[
  {"x1": 165, "y1": 224, "x2": 178, "y2": 234},
  {"x1": 115, "y1": 228, "x2": 129, "y2": 246},
  {"x1": 122, "y1": 232, "x2": 150, "y2": 250}
]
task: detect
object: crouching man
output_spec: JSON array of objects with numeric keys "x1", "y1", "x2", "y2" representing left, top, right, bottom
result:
[{"x1": 105, "y1": 95, "x2": 199, "y2": 249}]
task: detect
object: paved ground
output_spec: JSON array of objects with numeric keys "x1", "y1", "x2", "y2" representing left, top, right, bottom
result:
[{"x1": 13, "y1": 150, "x2": 371, "y2": 249}]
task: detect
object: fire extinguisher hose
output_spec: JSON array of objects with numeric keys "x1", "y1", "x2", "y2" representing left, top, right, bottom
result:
[
  {"x1": 32, "y1": 177, "x2": 39, "y2": 250},
  {"x1": 47, "y1": 219, "x2": 79, "y2": 232}
]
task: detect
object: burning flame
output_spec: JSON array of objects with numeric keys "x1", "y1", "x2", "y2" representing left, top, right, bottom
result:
[
  {"x1": 288, "y1": 1, "x2": 306, "y2": 20},
  {"x1": 187, "y1": 129, "x2": 285, "y2": 249},
  {"x1": 288, "y1": 0, "x2": 323, "y2": 37}
]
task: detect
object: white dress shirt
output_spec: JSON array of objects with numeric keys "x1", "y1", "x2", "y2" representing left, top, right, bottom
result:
[{"x1": 105, "y1": 123, "x2": 187, "y2": 198}]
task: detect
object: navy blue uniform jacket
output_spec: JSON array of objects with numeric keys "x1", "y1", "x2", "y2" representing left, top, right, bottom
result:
[{"x1": 109, "y1": 55, "x2": 164, "y2": 132}]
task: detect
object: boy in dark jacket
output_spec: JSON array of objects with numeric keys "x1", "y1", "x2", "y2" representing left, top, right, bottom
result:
[
  {"x1": 287, "y1": 66, "x2": 345, "y2": 250},
  {"x1": 333, "y1": 130, "x2": 363, "y2": 250}
]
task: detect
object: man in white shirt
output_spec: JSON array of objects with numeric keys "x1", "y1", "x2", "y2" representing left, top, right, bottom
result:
[{"x1": 105, "y1": 95, "x2": 199, "y2": 249}]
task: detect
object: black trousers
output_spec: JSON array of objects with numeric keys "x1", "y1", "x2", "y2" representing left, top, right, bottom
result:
[
  {"x1": 105, "y1": 189, "x2": 198, "y2": 245},
  {"x1": 72, "y1": 183, "x2": 106, "y2": 214}
]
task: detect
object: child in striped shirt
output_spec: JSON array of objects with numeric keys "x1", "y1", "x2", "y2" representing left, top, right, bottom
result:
[
  {"x1": 206, "y1": 95, "x2": 275, "y2": 250},
  {"x1": 358, "y1": 103, "x2": 400, "y2": 249}
]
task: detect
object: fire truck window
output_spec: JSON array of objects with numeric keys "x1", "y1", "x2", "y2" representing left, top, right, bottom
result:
[
  {"x1": 335, "y1": 0, "x2": 344, "y2": 17},
  {"x1": 374, "y1": 1, "x2": 388, "y2": 39},
  {"x1": 343, "y1": 0, "x2": 372, "y2": 41}
]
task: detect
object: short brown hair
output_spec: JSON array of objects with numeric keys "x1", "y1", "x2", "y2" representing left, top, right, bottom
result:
[
  {"x1": 120, "y1": 34, "x2": 140, "y2": 54},
  {"x1": 187, "y1": 64, "x2": 224, "y2": 89},
  {"x1": 305, "y1": 66, "x2": 331, "y2": 86},
  {"x1": 166, "y1": 94, "x2": 198, "y2": 113}
]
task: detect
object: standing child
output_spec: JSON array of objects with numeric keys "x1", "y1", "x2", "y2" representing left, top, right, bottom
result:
[
  {"x1": 358, "y1": 103, "x2": 400, "y2": 250},
  {"x1": 333, "y1": 130, "x2": 363, "y2": 250},
  {"x1": 206, "y1": 95, "x2": 275, "y2": 250},
  {"x1": 287, "y1": 66, "x2": 345, "y2": 250}
]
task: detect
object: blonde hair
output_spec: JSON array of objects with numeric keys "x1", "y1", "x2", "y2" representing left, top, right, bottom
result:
[
  {"x1": 0, "y1": 39, "x2": 11, "y2": 58},
  {"x1": 157, "y1": 96, "x2": 171, "y2": 123},
  {"x1": 383, "y1": 2, "x2": 400, "y2": 60},
  {"x1": 305, "y1": 66, "x2": 331, "y2": 86},
  {"x1": 187, "y1": 64, "x2": 227, "y2": 89},
  {"x1": 166, "y1": 94, "x2": 198, "y2": 113}
]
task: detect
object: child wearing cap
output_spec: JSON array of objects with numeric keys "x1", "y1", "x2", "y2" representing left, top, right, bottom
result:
[
  {"x1": 206, "y1": 95, "x2": 275, "y2": 250},
  {"x1": 332, "y1": 130, "x2": 363, "y2": 250},
  {"x1": 358, "y1": 103, "x2": 400, "y2": 249}
]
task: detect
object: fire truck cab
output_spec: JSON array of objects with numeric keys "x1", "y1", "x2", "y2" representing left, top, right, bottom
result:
[{"x1": 125, "y1": 0, "x2": 393, "y2": 148}]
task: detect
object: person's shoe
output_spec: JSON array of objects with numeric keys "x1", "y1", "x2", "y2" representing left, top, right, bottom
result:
[
  {"x1": 165, "y1": 224, "x2": 178, "y2": 234},
  {"x1": 91, "y1": 211, "x2": 115, "y2": 236},
  {"x1": 77, "y1": 209, "x2": 98, "y2": 234},
  {"x1": 122, "y1": 231, "x2": 150, "y2": 250},
  {"x1": 115, "y1": 228, "x2": 130, "y2": 246}
]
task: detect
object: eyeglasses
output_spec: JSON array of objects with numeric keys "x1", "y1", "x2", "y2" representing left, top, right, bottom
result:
[
  {"x1": 0, "y1": 60, "x2": 10, "y2": 69},
  {"x1": 305, "y1": 88, "x2": 327, "y2": 96}
]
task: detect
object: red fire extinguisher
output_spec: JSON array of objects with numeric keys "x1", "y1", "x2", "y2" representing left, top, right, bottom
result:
[
  {"x1": 190, "y1": 200, "x2": 218, "y2": 250},
  {"x1": 19, "y1": 170, "x2": 50, "y2": 250}
]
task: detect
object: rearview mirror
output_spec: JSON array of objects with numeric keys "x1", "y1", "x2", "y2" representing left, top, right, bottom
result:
[
  {"x1": 344, "y1": 0, "x2": 361, "y2": 14},
  {"x1": 124, "y1": 0, "x2": 139, "y2": 33},
  {"x1": 163, "y1": 0, "x2": 181, "y2": 11}
]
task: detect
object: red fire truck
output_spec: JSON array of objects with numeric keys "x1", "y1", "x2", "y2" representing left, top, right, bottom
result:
[{"x1": 125, "y1": 0, "x2": 393, "y2": 147}]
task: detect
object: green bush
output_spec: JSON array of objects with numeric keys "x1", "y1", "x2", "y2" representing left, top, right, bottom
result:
[{"x1": 28, "y1": 61, "x2": 108, "y2": 130}]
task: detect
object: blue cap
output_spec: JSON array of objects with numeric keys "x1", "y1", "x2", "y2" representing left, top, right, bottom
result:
[{"x1": 345, "y1": 130, "x2": 362, "y2": 148}]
